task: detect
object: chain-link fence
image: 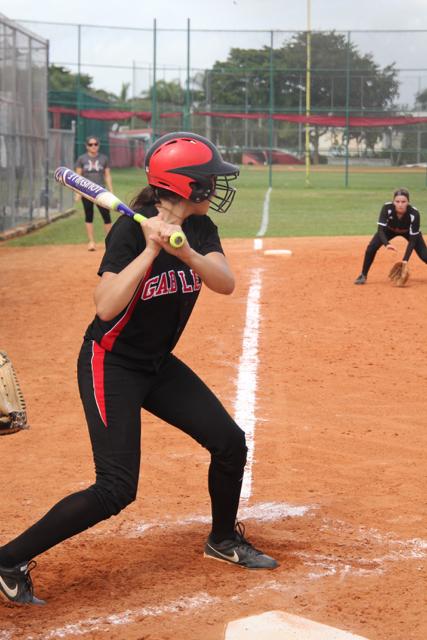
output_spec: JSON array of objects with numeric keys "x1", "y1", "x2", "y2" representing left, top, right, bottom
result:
[
  {"x1": 0, "y1": 14, "x2": 48, "y2": 233},
  {"x1": 6, "y1": 18, "x2": 427, "y2": 189},
  {"x1": 0, "y1": 14, "x2": 75, "y2": 235},
  {"x1": 48, "y1": 125, "x2": 75, "y2": 214}
]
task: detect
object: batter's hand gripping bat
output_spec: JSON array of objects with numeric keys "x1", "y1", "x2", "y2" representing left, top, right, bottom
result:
[{"x1": 54, "y1": 166, "x2": 186, "y2": 249}]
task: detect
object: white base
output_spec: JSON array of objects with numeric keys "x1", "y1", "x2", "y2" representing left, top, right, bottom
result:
[
  {"x1": 263, "y1": 249, "x2": 293, "y2": 256},
  {"x1": 225, "y1": 611, "x2": 369, "y2": 640}
]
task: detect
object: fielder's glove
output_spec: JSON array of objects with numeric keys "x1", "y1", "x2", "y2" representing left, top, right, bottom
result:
[
  {"x1": 0, "y1": 351, "x2": 29, "y2": 436},
  {"x1": 388, "y1": 261, "x2": 410, "y2": 287}
]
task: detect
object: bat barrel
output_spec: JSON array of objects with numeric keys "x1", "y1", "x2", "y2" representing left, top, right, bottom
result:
[
  {"x1": 55, "y1": 167, "x2": 108, "y2": 201},
  {"x1": 54, "y1": 166, "x2": 186, "y2": 248}
]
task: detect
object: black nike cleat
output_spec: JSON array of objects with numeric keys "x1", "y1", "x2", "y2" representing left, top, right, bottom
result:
[
  {"x1": 0, "y1": 561, "x2": 45, "y2": 605},
  {"x1": 204, "y1": 522, "x2": 279, "y2": 569},
  {"x1": 354, "y1": 274, "x2": 366, "y2": 285}
]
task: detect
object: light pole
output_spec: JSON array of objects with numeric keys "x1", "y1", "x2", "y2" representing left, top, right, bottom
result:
[
  {"x1": 298, "y1": 78, "x2": 303, "y2": 156},
  {"x1": 305, "y1": 0, "x2": 311, "y2": 186},
  {"x1": 243, "y1": 77, "x2": 249, "y2": 148},
  {"x1": 205, "y1": 70, "x2": 212, "y2": 140}
]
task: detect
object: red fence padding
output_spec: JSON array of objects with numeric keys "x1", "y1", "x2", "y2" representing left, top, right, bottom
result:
[{"x1": 48, "y1": 106, "x2": 427, "y2": 127}]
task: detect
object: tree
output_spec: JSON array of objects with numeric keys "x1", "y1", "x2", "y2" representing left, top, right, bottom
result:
[
  {"x1": 49, "y1": 64, "x2": 93, "y2": 92},
  {"x1": 415, "y1": 87, "x2": 427, "y2": 109},
  {"x1": 400, "y1": 88, "x2": 427, "y2": 165},
  {"x1": 48, "y1": 64, "x2": 118, "y2": 103},
  {"x1": 204, "y1": 32, "x2": 399, "y2": 161},
  {"x1": 148, "y1": 80, "x2": 185, "y2": 107},
  {"x1": 119, "y1": 82, "x2": 131, "y2": 103}
]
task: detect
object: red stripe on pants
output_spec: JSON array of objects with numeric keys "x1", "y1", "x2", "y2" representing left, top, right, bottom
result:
[{"x1": 91, "y1": 341, "x2": 107, "y2": 427}]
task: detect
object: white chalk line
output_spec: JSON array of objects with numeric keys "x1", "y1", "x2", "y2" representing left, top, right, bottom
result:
[
  {"x1": 57, "y1": 503, "x2": 427, "y2": 575},
  {"x1": 291, "y1": 518, "x2": 427, "y2": 581},
  {"x1": 20, "y1": 583, "x2": 298, "y2": 640},
  {"x1": 233, "y1": 267, "x2": 263, "y2": 501},
  {"x1": 18, "y1": 524, "x2": 426, "y2": 640},
  {"x1": 256, "y1": 187, "x2": 272, "y2": 237},
  {"x1": 320, "y1": 518, "x2": 427, "y2": 563},
  {"x1": 124, "y1": 501, "x2": 313, "y2": 537},
  {"x1": 6, "y1": 512, "x2": 426, "y2": 640},
  {"x1": 25, "y1": 593, "x2": 221, "y2": 640}
]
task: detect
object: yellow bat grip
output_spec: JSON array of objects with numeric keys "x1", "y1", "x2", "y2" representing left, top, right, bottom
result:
[{"x1": 133, "y1": 213, "x2": 185, "y2": 249}]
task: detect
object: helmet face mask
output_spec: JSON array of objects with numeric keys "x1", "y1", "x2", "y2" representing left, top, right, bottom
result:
[
  {"x1": 145, "y1": 132, "x2": 239, "y2": 213},
  {"x1": 187, "y1": 174, "x2": 238, "y2": 213},
  {"x1": 207, "y1": 174, "x2": 238, "y2": 213}
]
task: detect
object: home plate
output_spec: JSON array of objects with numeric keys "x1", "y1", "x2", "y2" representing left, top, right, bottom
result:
[
  {"x1": 224, "y1": 611, "x2": 369, "y2": 640},
  {"x1": 264, "y1": 249, "x2": 293, "y2": 256}
]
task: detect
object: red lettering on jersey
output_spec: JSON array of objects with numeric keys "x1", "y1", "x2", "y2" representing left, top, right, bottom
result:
[
  {"x1": 178, "y1": 271, "x2": 194, "y2": 293},
  {"x1": 190, "y1": 269, "x2": 202, "y2": 291},
  {"x1": 168, "y1": 270, "x2": 178, "y2": 293},
  {"x1": 156, "y1": 272, "x2": 169, "y2": 296},
  {"x1": 141, "y1": 270, "x2": 198, "y2": 299},
  {"x1": 142, "y1": 275, "x2": 159, "y2": 300}
]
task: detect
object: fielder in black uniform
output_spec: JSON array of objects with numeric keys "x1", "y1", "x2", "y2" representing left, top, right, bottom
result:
[
  {"x1": 354, "y1": 188, "x2": 427, "y2": 284},
  {"x1": 0, "y1": 132, "x2": 278, "y2": 605}
]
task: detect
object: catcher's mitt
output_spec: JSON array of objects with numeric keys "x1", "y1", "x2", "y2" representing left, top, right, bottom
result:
[
  {"x1": 0, "y1": 351, "x2": 29, "y2": 436},
  {"x1": 388, "y1": 261, "x2": 410, "y2": 287}
]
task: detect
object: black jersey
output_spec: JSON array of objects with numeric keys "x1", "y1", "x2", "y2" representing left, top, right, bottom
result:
[
  {"x1": 377, "y1": 202, "x2": 420, "y2": 238},
  {"x1": 84, "y1": 206, "x2": 224, "y2": 370}
]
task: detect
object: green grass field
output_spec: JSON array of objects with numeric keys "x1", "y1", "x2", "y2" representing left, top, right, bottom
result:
[{"x1": 5, "y1": 165, "x2": 427, "y2": 246}]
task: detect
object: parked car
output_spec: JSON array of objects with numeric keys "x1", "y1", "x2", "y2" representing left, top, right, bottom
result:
[{"x1": 242, "y1": 148, "x2": 303, "y2": 165}]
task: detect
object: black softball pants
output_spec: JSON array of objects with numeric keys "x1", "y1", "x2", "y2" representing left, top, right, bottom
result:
[
  {"x1": 82, "y1": 198, "x2": 112, "y2": 224},
  {"x1": 361, "y1": 231, "x2": 427, "y2": 276},
  {"x1": 0, "y1": 341, "x2": 247, "y2": 567}
]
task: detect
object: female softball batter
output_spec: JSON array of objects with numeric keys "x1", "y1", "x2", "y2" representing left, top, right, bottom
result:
[
  {"x1": 0, "y1": 132, "x2": 278, "y2": 605},
  {"x1": 354, "y1": 188, "x2": 427, "y2": 284}
]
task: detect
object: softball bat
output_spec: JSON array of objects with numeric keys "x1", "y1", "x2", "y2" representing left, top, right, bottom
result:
[{"x1": 54, "y1": 166, "x2": 186, "y2": 249}]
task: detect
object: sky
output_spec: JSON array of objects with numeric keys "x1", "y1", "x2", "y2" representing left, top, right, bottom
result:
[
  {"x1": 2, "y1": 0, "x2": 427, "y2": 103},
  {"x1": 3, "y1": 0, "x2": 427, "y2": 32}
]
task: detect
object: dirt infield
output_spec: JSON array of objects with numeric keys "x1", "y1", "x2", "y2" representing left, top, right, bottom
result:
[{"x1": 0, "y1": 237, "x2": 426, "y2": 640}]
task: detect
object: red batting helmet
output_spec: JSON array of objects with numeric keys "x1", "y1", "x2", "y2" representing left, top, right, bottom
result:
[{"x1": 145, "y1": 132, "x2": 239, "y2": 213}]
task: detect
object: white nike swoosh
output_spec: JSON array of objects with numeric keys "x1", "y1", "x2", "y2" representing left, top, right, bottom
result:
[
  {"x1": 209, "y1": 545, "x2": 240, "y2": 563},
  {"x1": 0, "y1": 575, "x2": 18, "y2": 598}
]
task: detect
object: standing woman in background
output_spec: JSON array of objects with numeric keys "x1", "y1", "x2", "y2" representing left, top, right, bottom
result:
[{"x1": 75, "y1": 136, "x2": 113, "y2": 251}]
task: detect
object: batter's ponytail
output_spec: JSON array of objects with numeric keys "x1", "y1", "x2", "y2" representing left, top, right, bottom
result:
[{"x1": 130, "y1": 185, "x2": 182, "y2": 210}]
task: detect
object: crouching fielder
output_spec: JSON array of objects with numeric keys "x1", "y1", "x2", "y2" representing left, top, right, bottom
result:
[
  {"x1": 354, "y1": 188, "x2": 427, "y2": 285},
  {"x1": 0, "y1": 132, "x2": 278, "y2": 606}
]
